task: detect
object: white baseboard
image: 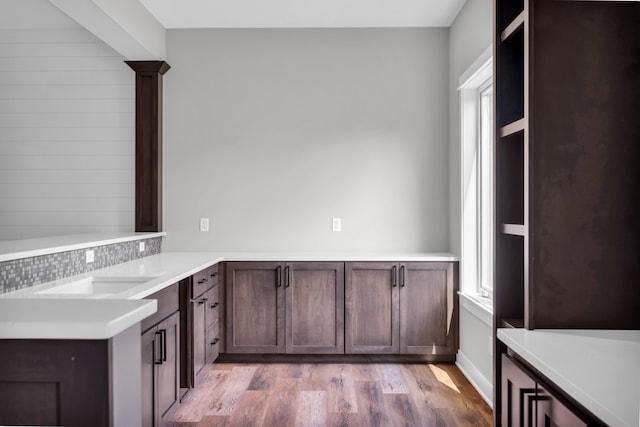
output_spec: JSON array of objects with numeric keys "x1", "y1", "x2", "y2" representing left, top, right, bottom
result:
[{"x1": 456, "y1": 351, "x2": 493, "y2": 409}]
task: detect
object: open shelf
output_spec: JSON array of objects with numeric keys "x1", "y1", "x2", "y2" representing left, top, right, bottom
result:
[
  {"x1": 501, "y1": 11, "x2": 525, "y2": 42},
  {"x1": 500, "y1": 118, "x2": 525, "y2": 138},
  {"x1": 497, "y1": 0, "x2": 524, "y2": 35},
  {"x1": 495, "y1": 233, "x2": 526, "y2": 326},
  {"x1": 500, "y1": 318, "x2": 525, "y2": 329},
  {"x1": 496, "y1": 131, "x2": 525, "y2": 225},
  {"x1": 502, "y1": 223, "x2": 526, "y2": 236},
  {"x1": 496, "y1": 27, "x2": 525, "y2": 128}
]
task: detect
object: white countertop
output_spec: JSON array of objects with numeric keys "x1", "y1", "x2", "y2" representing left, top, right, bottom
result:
[
  {"x1": 0, "y1": 232, "x2": 166, "y2": 263},
  {"x1": 0, "y1": 251, "x2": 457, "y2": 340},
  {"x1": 498, "y1": 328, "x2": 640, "y2": 427},
  {"x1": 0, "y1": 299, "x2": 157, "y2": 340}
]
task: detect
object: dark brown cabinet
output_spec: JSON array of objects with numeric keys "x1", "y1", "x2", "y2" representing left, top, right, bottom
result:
[
  {"x1": 345, "y1": 262, "x2": 398, "y2": 353},
  {"x1": 285, "y1": 262, "x2": 345, "y2": 354},
  {"x1": 345, "y1": 262, "x2": 458, "y2": 357},
  {"x1": 141, "y1": 284, "x2": 180, "y2": 427},
  {"x1": 399, "y1": 262, "x2": 457, "y2": 355},
  {"x1": 493, "y1": 0, "x2": 639, "y2": 424},
  {"x1": 225, "y1": 261, "x2": 284, "y2": 353},
  {"x1": 0, "y1": 340, "x2": 110, "y2": 427},
  {"x1": 180, "y1": 266, "x2": 221, "y2": 389},
  {"x1": 501, "y1": 354, "x2": 592, "y2": 427},
  {"x1": 225, "y1": 261, "x2": 345, "y2": 354}
]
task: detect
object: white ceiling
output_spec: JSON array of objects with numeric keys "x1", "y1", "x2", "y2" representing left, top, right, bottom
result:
[{"x1": 137, "y1": 0, "x2": 468, "y2": 29}]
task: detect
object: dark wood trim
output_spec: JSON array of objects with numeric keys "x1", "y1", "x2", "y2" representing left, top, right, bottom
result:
[
  {"x1": 125, "y1": 60, "x2": 170, "y2": 232},
  {"x1": 216, "y1": 353, "x2": 456, "y2": 364}
]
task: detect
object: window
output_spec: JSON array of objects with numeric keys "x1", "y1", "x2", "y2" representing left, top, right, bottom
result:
[
  {"x1": 459, "y1": 47, "x2": 494, "y2": 306},
  {"x1": 478, "y1": 82, "x2": 494, "y2": 298}
]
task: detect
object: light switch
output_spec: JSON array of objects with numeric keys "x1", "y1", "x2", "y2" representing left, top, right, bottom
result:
[
  {"x1": 200, "y1": 217, "x2": 210, "y2": 232},
  {"x1": 85, "y1": 250, "x2": 95, "y2": 264},
  {"x1": 332, "y1": 218, "x2": 342, "y2": 232}
]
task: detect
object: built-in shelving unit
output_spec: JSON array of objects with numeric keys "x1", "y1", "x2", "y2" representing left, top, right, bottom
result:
[
  {"x1": 494, "y1": 0, "x2": 528, "y2": 334},
  {"x1": 493, "y1": 0, "x2": 640, "y2": 425}
]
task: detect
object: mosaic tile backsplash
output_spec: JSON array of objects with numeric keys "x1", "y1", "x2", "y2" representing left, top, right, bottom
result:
[{"x1": 0, "y1": 237, "x2": 162, "y2": 293}]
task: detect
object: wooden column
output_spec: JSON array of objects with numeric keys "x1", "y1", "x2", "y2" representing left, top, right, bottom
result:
[{"x1": 125, "y1": 61, "x2": 170, "y2": 232}]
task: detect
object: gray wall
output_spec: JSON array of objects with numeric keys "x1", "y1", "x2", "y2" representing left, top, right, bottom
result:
[
  {"x1": 163, "y1": 28, "x2": 450, "y2": 252},
  {"x1": 448, "y1": 0, "x2": 493, "y2": 405},
  {"x1": 0, "y1": 2, "x2": 135, "y2": 241}
]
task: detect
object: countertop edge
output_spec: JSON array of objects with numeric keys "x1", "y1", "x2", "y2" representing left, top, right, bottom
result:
[{"x1": 497, "y1": 328, "x2": 640, "y2": 427}]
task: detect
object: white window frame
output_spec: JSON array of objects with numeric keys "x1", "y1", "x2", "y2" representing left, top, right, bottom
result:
[{"x1": 459, "y1": 46, "x2": 494, "y2": 312}]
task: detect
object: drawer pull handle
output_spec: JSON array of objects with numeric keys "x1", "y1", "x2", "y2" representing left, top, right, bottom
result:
[
  {"x1": 400, "y1": 265, "x2": 406, "y2": 287},
  {"x1": 154, "y1": 331, "x2": 163, "y2": 365},
  {"x1": 392, "y1": 266, "x2": 397, "y2": 287},
  {"x1": 276, "y1": 266, "x2": 282, "y2": 288},
  {"x1": 198, "y1": 298, "x2": 208, "y2": 305},
  {"x1": 211, "y1": 302, "x2": 219, "y2": 308},
  {"x1": 210, "y1": 338, "x2": 219, "y2": 346},
  {"x1": 210, "y1": 272, "x2": 218, "y2": 277},
  {"x1": 285, "y1": 266, "x2": 290, "y2": 288},
  {"x1": 159, "y1": 329, "x2": 167, "y2": 362}
]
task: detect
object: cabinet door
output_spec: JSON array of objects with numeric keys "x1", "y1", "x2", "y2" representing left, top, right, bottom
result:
[
  {"x1": 226, "y1": 262, "x2": 285, "y2": 353},
  {"x1": 205, "y1": 285, "x2": 219, "y2": 329},
  {"x1": 157, "y1": 312, "x2": 180, "y2": 427},
  {"x1": 141, "y1": 327, "x2": 156, "y2": 427},
  {"x1": 285, "y1": 262, "x2": 345, "y2": 354},
  {"x1": 399, "y1": 262, "x2": 458, "y2": 355},
  {"x1": 502, "y1": 354, "x2": 537, "y2": 427},
  {"x1": 536, "y1": 386, "x2": 588, "y2": 427},
  {"x1": 192, "y1": 292, "x2": 207, "y2": 381},
  {"x1": 206, "y1": 320, "x2": 220, "y2": 364},
  {"x1": 345, "y1": 262, "x2": 399, "y2": 354}
]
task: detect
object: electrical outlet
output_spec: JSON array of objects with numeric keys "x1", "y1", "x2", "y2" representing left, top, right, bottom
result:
[
  {"x1": 139, "y1": 241, "x2": 145, "y2": 253},
  {"x1": 200, "y1": 217, "x2": 210, "y2": 232},
  {"x1": 85, "y1": 249, "x2": 95, "y2": 264},
  {"x1": 332, "y1": 217, "x2": 342, "y2": 232}
]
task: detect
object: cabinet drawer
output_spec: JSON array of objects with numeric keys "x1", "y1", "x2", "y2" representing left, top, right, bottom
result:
[
  {"x1": 192, "y1": 265, "x2": 219, "y2": 298},
  {"x1": 141, "y1": 282, "x2": 179, "y2": 333},
  {"x1": 206, "y1": 320, "x2": 220, "y2": 363}
]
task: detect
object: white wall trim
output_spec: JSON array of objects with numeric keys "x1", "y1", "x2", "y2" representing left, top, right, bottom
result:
[
  {"x1": 457, "y1": 350, "x2": 493, "y2": 408},
  {"x1": 458, "y1": 44, "x2": 493, "y2": 88},
  {"x1": 459, "y1": 292, "x2": 493, "y2": 326}
]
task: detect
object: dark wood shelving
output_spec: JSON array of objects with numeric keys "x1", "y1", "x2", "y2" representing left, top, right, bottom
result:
[
  {"x1": 500, "y1": 318, "x2": 524, "y2": 329},
  {"x1": 501, "y1": 223, "x2": 526, "y2": 236},
  {"x1": 499, "y1": 118, "x2": 525, "y2": 138},
  {"x1": 500, "y1": 11, "x2": 525, "y2": 42},
  {"x1": 494, "y1": 0, "x2": 640, "y2": 424}
]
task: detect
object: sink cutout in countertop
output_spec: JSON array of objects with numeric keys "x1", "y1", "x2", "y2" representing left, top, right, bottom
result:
[{"x1": 36, "y1": 276, "x2": 158, "y2": 296}]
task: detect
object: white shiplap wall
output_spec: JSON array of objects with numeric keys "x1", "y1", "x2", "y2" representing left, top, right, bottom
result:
[{"x1": 0, "y1": 28, "x2": 135, "y2": 240}]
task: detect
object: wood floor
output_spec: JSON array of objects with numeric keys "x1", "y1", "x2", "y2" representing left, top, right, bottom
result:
[{"x1": 168, "y1": 363, "x2": 492, "y2": 427}]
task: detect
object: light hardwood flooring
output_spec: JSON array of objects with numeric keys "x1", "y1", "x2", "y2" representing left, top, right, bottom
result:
[{"x1": 168, "y1": 363, "x2": 492, "y2": 426}]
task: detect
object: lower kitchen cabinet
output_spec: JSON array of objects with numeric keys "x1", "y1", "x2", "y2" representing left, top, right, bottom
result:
[
  {"x1": 180, "y1": 266, "x2": 221, "y2": 389},
  {"x1": 501, "y1": 354, "x2": 594, "y2": 427},
  {"x1": 345, "y1": 262, "x2": 457, "y2": 357},
  {"x1": 225, "y1": 261, "x2": 344, "y2": 354},
  {"x1": 141, "y1": 284, "x2": 180, "y2": 427},
  {"x1": 400, "y1": 262, "x2": 457, "y2": 355},
  {"x1": 345, "y1": 262, "x2": 398, "y2": 353},
  {"x1": 0, "y1": 340, "x2": 110, "y2": 426},
  {"x1": 286, "y1": 262, "x2": 344, "y2": 354},
  {"x1": 225, "y1": 262, "x2": 284, "y2": 353}
]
